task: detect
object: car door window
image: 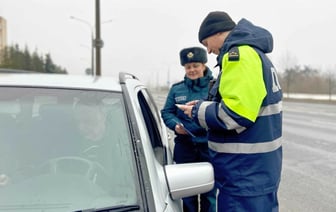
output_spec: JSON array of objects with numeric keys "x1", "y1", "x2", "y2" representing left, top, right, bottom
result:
[{"x1": 137, "y1": 89, "x2": 166, "y2": 165}]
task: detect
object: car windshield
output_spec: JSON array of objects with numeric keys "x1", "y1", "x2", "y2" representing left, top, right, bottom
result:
[{"x1": 0, "y1": 87, "x2": 138, "y2": 211}]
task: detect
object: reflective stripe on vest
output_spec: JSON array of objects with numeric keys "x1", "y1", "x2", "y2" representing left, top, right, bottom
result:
[
  {"x1": 218, "y1": 103, "x2": 246, "y2": 133},
  {"x1": 258, "y1": 101, "x2": 282, "y2": 117},
  {"x1": 208, "y1": 138, "x2": 282, "y2": 154},
  {"x1": 217, "y1": 102, "x2": 283, "y2": 132},
  {"x1": 198, "y1": 101, "x2": 212, "y2": 129},
  {"x1": 198, "y1": 101, "x2": 282, "y2": 133}
]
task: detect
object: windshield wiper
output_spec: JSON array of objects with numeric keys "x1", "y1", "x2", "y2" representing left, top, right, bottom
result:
[{"x1": 73, "y1": 204, "x2": 140, "y2": 212}]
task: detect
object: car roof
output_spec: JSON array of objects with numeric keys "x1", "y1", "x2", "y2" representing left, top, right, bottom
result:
[{"x1": 0, "y1": 73, "x2": 122, "y2": 92}]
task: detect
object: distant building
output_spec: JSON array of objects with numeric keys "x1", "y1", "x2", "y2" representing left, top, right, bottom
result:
[
  {"x1": 0, "y1": 17, "x2": 7, "y2": 50},
  {"x1": 0, "y1": 17, "x2": 7, "y2": 63}
]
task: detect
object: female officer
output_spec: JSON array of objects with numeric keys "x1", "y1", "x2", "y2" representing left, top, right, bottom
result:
[{"x1": 161, "y1": 47, "x2": 216, "y2": 212}]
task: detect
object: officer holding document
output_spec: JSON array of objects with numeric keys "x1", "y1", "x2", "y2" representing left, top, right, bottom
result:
[{"x1": 161, "y1": 47, "x2": 217, "y2": 212}]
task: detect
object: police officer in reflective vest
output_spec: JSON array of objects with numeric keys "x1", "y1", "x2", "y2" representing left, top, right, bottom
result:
[{"x1": 178, "y1": 11, "x2": 283, "y2": 212}]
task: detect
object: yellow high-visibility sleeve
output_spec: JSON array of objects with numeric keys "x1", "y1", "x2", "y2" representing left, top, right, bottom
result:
[{"x1": 219, "y1": 45, "x2": 266, "y2": 122}]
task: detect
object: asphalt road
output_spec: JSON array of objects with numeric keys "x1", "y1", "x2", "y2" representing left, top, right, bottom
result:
[
  {"x1": 152, "y1": 90, "x2": 336, "y2": 212},
  {"x1": 279, "y1": 101, "x2": 336, "y2": 212}
]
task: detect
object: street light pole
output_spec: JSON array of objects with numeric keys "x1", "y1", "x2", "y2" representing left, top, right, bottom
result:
[
  {"x1": 70, "y1": 1, "x2": 111, "y2": 76},
  {"x1": 70, "y1": 16, "x2": 94, "y2": 76},
  {"x1": 95, "y1": 0, "x2": 102, "y2": 76}
]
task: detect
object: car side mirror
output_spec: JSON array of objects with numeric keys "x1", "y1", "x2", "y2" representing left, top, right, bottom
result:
[{"x1": 164, "y1": 162, "x2": 215, "y2": 200}]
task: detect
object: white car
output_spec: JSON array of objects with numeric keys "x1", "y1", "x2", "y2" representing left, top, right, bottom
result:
[{"x1": 0, "y1": 72, "x2": 214, "y2": 212}]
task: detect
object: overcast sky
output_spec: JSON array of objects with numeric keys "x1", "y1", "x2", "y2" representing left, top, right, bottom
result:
[{"x1": 1, "y1": 0, "x2": 336, "y2": 86}]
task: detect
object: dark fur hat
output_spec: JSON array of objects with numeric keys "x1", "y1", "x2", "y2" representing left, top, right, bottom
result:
[{"x1": 179, "y1": 47, "x2": 207, "y2": 66}]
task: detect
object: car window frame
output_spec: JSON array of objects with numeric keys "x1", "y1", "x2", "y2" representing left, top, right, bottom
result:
[{"x1": 137, "y1": 89, "x2": 167, "y2": 165}]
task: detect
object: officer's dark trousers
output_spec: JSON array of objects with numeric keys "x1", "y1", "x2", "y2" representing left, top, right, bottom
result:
[
  {"x1": 217, "y1": 190, "x2": 279, "y2": 212},
  {"x1": 174, "y1": 140, "x2": 217, "y2": 212}
]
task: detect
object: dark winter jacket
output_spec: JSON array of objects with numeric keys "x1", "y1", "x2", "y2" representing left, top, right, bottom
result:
[
  {"x1": 192, "y1": 19, "x2": 283, "y2": 196},
  {"x1": 161, "y1": 68, "x2": 213, "y2": 143}
]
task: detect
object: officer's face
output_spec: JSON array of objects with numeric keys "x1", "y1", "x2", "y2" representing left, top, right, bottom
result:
[
  {"x1": 184, "y1": 62, "x2": 205, "y2": 80},
  {"x1": 202, "y1": 32, "x2": 227, "y2": 55}
]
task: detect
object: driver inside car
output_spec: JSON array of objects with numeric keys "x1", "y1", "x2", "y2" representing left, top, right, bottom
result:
[
  {"x1": 73, "y1": 102, "x2": 108, "y2": 159},
  {"x1": 72, "y1": 100, "x2": 125, "y2": 187}
]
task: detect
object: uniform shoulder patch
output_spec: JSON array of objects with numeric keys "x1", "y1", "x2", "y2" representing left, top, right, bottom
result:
[{"x1": 228, "y1": 47, "x2": 239, "y2": 61}]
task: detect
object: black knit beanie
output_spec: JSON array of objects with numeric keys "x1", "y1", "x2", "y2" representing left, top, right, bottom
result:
[
  {"x1": 179, "y1": 47, "x2": 207, "y2": 66},
  {"x1": 198, "y1": 11, "x2": 236, "y2": 43}
]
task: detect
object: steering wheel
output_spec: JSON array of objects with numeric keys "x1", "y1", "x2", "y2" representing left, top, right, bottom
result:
[{"x1": 41, "y1": 156, "x2": 107, "y2": 183}]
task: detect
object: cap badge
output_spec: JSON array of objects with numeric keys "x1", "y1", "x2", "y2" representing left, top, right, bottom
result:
[{"x1": 187, "y1": 52, "x2": 194, "y2": 59}]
